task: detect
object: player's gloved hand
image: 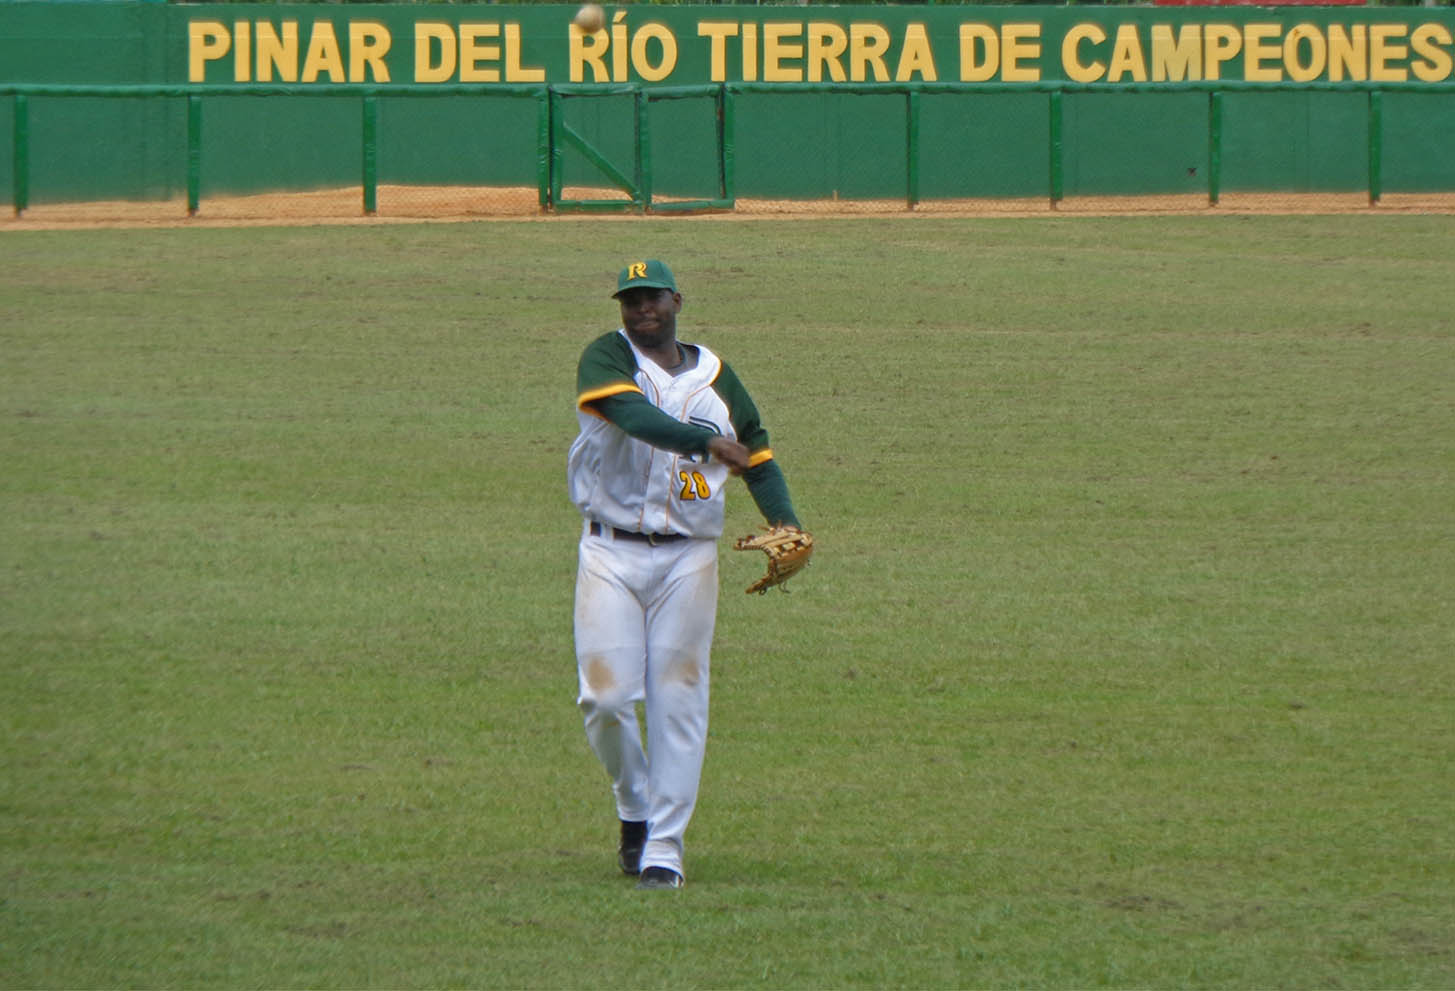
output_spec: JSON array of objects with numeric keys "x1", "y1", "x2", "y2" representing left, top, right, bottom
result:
[{"x1": 733, "y1": 525, "x2": 813, "y2": 594}]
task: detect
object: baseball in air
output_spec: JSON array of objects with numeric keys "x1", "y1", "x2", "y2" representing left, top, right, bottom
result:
[{"x1": 573, "y1": 3, "x2": 606, "y2": 33}]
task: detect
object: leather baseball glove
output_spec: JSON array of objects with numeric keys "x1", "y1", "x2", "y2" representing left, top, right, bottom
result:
[{"x1": 733, "y1": 524, "x2": 814, "y2": 594}]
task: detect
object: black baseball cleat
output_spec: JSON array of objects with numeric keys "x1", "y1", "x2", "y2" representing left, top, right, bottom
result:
[
  {"x1": 618, "y1": 819, "x2": 648, "y2": 876},
  {"x1": 635, "y1": 866, "x2": 684, "y2": 890}
]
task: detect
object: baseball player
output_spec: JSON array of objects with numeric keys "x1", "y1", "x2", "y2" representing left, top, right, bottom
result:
[{"x1": 568, "y1": 259, "x2": 804, "y2": 890}]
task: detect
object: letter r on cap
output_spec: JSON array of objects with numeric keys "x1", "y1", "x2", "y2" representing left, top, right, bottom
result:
[{"x1": 629, "y1": 263, "x2": 647, "y2": 279}]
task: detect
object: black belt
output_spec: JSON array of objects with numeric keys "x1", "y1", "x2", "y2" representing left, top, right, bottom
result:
[{"x1": 589, "y1": 521, "x2": 687, "y2": 545}]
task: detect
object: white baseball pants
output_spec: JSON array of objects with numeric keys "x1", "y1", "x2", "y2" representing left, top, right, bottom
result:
[{"x1": 574, "y1": 523, "x2": 718, "y2": 878}]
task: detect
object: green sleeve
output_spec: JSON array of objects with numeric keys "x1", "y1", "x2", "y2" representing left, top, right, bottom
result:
[
  {"x1": 575, "y1": 332, "x2": 711, "y2": 454},
  {"x1": 710, "y1": 361, "x2": 770, "y2": 453},
  {"x1": 593, "y1": 393, "x2": 716, "y2": 457},
  {"x1": 713, "y1": 361, "x2": 803, "y2": 528},
  {"x1": 744, "y1": 459, "x2": 801, "y2": 529},
  {"x1": 575, "y1": 331, "x2": 638, "y2": 403}
]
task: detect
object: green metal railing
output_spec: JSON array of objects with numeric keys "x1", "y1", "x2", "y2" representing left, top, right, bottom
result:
[
  {"x1": 11, "y1": 92, "x2": 28, "y2": 213},
  {"x1": 726, "y1": 79, "x2": 1446, "y2": 209},
  {"x1": 3, "y1": 83, "x2": 548, "y2": 217},
  {"x1": 5, "y1": 80, "x2": 1452, "y2": 217}
]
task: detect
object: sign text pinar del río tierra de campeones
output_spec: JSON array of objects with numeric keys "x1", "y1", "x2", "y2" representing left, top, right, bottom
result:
[{"x1": 187, "y1": 13, "x2": 1455, "y2": 87}]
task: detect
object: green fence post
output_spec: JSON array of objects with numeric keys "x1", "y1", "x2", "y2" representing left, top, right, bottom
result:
[
  {"x1": 905, "y1": 88, "x2": 921, "y2": 210},
  {"x1": 721, "y1": 84, "x2": 736, "y2": 204},
  {"x1": 1367, "y1": 89, "x2": 1383, "y2": 206},
  {"x1": 536, "y1": 87, "x2": 551, "y2": 210},
  {"x1": 1208, "y1": 90, "x2": 1223, "y2": 207},
  {"x1": 12, "y1": 93, "x2": 29, "y2": 217},
  {"x1": 187, "y1": 93, "x2": 202, "y2": 216},
  {"x1": 714, "y1": 84, "x2": 726, "y2": 202},
  {"x1": 362, "y1": 95, "x2": 378, "y2": 215},
  {"x1": 549, "y1": 88, "x2": 564, "y2": 208},
  {"x1": 635, "y1": 87, "x2": 650, "y2": 212},
  {"x1": 1048, "y1": 88, "x2": 1064, "y2": 209}
]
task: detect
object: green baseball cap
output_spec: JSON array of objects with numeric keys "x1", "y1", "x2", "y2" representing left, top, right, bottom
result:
[{"x1": 612, "y1": 259, "x2": 678, "y2": 297}]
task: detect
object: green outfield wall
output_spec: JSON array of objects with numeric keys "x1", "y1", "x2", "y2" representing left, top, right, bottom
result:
[{"x1": 4, "y1": 2, "x2": 1455, "y2": 208}]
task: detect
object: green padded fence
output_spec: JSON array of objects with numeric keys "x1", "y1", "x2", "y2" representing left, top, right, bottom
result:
[{"x1": 6, "y1": 80, "x2": 1455, "y2": 217}]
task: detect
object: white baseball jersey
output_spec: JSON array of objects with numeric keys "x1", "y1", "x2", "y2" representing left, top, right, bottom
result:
[{"x1": 568, "y1": 329, "x2": 751, "y2": 539}]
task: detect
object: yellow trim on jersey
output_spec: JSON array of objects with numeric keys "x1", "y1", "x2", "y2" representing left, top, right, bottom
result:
[
  {"x1": 577, "y1": 382, "x2": 643, "y2": 418},
  {"x1": 748, "y1": 448, "x2": 774, "y2": 468}
]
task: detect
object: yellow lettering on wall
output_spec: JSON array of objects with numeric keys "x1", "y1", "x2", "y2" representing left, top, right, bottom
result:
[
  {"x1": 301, "y1": 21, "x2": 344, "y2": 83},
  {"x1": 1243, "y1": 23, "x2": 1282, "y2": 82},
  {"x1": 741, "y1": 22, "x2": 759, "y2": 82},
  {"x1": 763, "y1": 22, "x2": 804, "y2": 82},
  {"x1": 1001, "y1": 23, "x2": 1041, "y2": 82},
  {"x1": 612, "y1": 12, "x2": 630, "y2": 81},
  {"x1": 234, "y1": 21, "x2": 251, "y2": 82},
  {"x1": 570, "y1": 22, "x2": 610, "y2": 82},
  {"x1": 184, "y1": 11, "x2": 1455, "y2": 90},
  {"x1": 1203, "y1": 23, "x2": 1241, "y2": 80},
  {"x1": 807, "y1": 23, "x2": 848, "y2": 82},
  {"x1": 631, "y1": 22, "x2": 677, "y2": 82},
  {"x1": 1283, "y1": 24, "x2": 1325, "y2": 83},
  {"x1": 1108, "y1": 22, "x2": 1147, "y2": 82},
  {"x1": 1328, "y1": 25, "x2": 1367, "y2": 81},
  {"x1": 458, "y1": 23, "x2": 500, "y2": 82},
  {"x1": 896, "y1": 24, "x2": 937, "y2": 82},
  {"x1": 505, "y1": 24, "x2": 545, "y2": 82},
  {"x1": 1151, "y1": 24, "x2": 1201, "y2": 81},
  {"x1": 349, "y1": 21, "x2": 391, "y2": 82},
  {"x1": 960, "y1": 24, "x2": 999, "y2": 83},
  {"x1": 189, "y1": 20, "x2": 230, "y2": 82},
  {"x1": 1370, "y1": 24, "x2": 1408, "y2": 82},
  {"x1": 1411, "y1": 23, "x2": 1454, "y2": 82},
  {"x1": 697, "y1": 22, "x2": 736, "y2": 82},
  {"x1": 850, "y1": 23, "x2": 891, "y2": 82},
  {"x1": 256, "y1": 21, "x2": 299, "y2": 82},
  {"x1": 1062, "y1": 23, "x2": 1105, "y2": 83},
  {"x1": 416, "y1": 23, "x2": 455, "y2": 83}
]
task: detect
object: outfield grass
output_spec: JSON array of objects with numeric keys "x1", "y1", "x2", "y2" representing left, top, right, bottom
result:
[{"x1": 2, "y1": 216, "x2": 1452, "y2": 989}]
